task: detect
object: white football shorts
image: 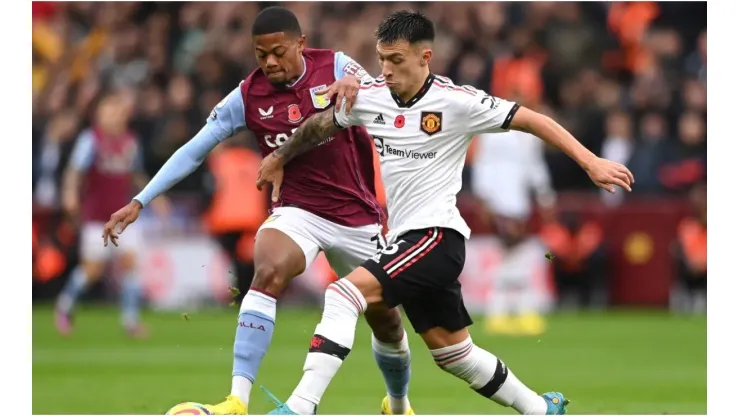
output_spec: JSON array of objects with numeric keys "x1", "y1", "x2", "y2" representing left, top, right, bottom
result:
[{"x1": 257, "y1": 206, "x2": 384, "y2": 277}]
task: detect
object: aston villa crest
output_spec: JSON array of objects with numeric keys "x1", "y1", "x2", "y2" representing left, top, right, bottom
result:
[{"x1": 309, "y1": 85, "x2": 331, "y2": 109}]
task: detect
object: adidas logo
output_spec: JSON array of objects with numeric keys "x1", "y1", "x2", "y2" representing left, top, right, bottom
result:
[{"x1": 373, "y1": 114, "x2": 385, "y2": 125}]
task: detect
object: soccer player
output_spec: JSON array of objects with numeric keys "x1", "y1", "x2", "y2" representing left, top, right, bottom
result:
[
  {"x1": 256, "y1": 11, "x2": 634, "y2": 415},
  {"x1": 101, "y1": 7, "x2": 415, "y2": 416},
  {"x1": 471, "y1": 129, "x2": 555, "y2": 336},
  {"x1": 56, "y1": 92, "x2": 166, "y2": 338}
]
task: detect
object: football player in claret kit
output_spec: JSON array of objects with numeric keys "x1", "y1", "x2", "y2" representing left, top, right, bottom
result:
[
  {"x1": 257, "y1": 10, "x2": 635, "y2": 416},
  {"x1": 102, "y1": 7, "x2": 415, "y2": 416},
  {"x1": 56, "y1": 92, "x2": 167, "y2": 338}
]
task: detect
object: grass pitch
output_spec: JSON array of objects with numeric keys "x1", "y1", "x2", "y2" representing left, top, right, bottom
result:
[{"x1": 32, "y1": 305, "x2": 706, "y2": 414}]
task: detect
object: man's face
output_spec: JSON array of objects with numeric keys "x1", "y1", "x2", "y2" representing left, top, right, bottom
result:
[
  {"x1": 253, "y1": 32, "x2": 306, "y2": 86},
  {"x1": 376, "y1": 40, "x2": 432, "y2": 96}
]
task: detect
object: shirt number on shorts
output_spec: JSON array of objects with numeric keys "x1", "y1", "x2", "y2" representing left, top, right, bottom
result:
[
  {"x1": 370, "y1": 233, "x2": 387, "y2": 251},
  {"x1": 371, "y1": 238, "x2": 405, "y2": 263}
]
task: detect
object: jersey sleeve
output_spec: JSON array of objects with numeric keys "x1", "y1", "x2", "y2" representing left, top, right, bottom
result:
[
  {"x1": 207, "y1": 84, "x2": 248, "y2": 138},
  {"x1": 69, "y1": 130, "x2": 96, "y2": 171},
  {"x1": 462, "y1": 87, "x2": 521, "y2": 135},
  {"x1": 332, "y1": 82, "x2": 376, "y2": 128},
  {"x1": 334, "y1": 51, "x2": 373, "y2": 83},
  {"x1": 132, "y1": 86, "x2": 247, "y2": 207}
]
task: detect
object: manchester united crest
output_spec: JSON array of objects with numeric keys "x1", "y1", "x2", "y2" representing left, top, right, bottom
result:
[{"x1": 420, "y1": 111, "x2": 442, "y2": 136}]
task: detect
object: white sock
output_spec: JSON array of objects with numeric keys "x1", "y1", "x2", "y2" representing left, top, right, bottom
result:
[
  {"x1": 431, "y1": 337, "x2": 547, "y2": 415},
  {"x1": 230, "y1": 376, "x2": 252, "y2": 404},
  {"x1": 286, "y1": 280, "x2": 367, "y2": 414},
  {"x1": 57, "y1": 266, "x2": 88, "y2": 313}
]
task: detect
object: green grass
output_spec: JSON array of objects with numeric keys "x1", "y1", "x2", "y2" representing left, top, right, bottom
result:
[{"x1": 33, "y1": 306, "x2": 706, "y2": 414}]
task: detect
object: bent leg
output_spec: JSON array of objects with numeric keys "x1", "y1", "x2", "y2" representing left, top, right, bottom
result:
[
  {"x1": 285, "y1": 267, "x2": 380, "y2": 414},
  {"x1": 422, "y1": 326, "x2": 552, "y2": 414},
  {"x1": 281, "y1": 228, "x2": 458, "y2": 414},
  {"x1": 230, "y1": 224, "x2": 319, "y2": 407},
  {"x1": 55, "y1": 223, "x2": 108, "y2": 335},
  {"x1": 416, "y1": 305, "x2": 566, "y2": 415},
  {"x1": 325, "y1": 223, "x2": 412, "y2": 414}
]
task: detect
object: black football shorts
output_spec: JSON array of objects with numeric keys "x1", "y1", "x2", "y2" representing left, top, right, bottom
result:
[{"x1": 362, "y1": 227, "x2": 473, "y2": 334}]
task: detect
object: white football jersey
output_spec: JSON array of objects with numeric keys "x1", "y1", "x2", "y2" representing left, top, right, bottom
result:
[{"x1": 334, "y1": 74, "x2": 520, "y2": 242}]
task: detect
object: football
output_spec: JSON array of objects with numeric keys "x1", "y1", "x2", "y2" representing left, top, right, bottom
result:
[{"x1": 165, "y1": 402, "x2": 214, "y2": 415}]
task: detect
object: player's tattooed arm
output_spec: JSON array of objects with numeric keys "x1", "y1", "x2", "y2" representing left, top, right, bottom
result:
[
  {"x1": 272, "y1": 110, "x2": 340, "y2": 164},
  {"x1": 257, "y1": 110, "x2": 341, "y2": 201}
]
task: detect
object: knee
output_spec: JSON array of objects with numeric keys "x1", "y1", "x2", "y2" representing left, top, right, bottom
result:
[
  {"x1": 82, "y1": 261, "x2": 105, "y2": 282},
  {"x1": 251, "y1": 262, "x2": 290, "y2": 296},
  {"x1": 367, "y1": 305, "x2": 404, "y2": 343},
  {"x1": 119, "y1": 251, "x2": 137, "y2": 272},
  {"x1": 324, "y1": 281, "x2": 368, "y2": 318}
]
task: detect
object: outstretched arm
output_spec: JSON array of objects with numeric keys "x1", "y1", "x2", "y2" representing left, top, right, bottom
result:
[
  {"x1": 508, "y1": 107, "x2": 594, "y2": 173},
  {"x1": 271, "y1": 109, "x2": 340, "y2": 165},
  {"x1": 465, "y1": 89, "x2": 634, "y2": 194},
  {"x1": 132, "y1": 128, "x2": 222, "y2": 206},
  {"x1": 133, "y1": 86, "x2": 247, "y2": 206},
  {"x1": 507, "y1": 107, "x2": 634, "y2": 193}
]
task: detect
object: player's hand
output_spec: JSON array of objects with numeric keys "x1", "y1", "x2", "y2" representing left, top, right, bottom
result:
[
  {"x1": 256, "y1": 153, "x2": 284, "y2": 203},
  {"x1": 584, "y1": 157, "x2": 635, "y2": 194},
  {"x1": 102, "y1": 200, "x2": 142, "y2": 247},
  {"x1": 315, "y1": 76, "x2": 360, "y2": 114}
]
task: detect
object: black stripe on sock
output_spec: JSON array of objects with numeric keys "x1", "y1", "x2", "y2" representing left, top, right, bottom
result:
[
  {"x1": 474, "y1": 359, "x2": 509, "y2": 398},
  {"x1": 308, "y1": 334, "x2": 351, "y2": 360}
]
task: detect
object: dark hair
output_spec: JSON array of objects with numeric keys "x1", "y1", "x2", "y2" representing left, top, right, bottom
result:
[
  {"x1": 252, "y1": 6, "x2": 302, "y2": 37},
  {"x1": 375, "y1": 10, "x2": 435, "y2": 45}
]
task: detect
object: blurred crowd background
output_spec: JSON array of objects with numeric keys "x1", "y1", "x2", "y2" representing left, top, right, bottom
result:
[{"x1": 32, "y1": 2, "x2": 707, "y2": 325}]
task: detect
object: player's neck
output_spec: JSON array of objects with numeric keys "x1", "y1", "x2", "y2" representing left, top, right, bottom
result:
[
  {"x1": 286, "y1": 56, "x2": 307, "y2": 88},
  {"x1": 97, "y1": 125, "x2": 126, "y2": 137},
  {"x1": 397, "y1": 69, "x2": 432, "y2": 104}
]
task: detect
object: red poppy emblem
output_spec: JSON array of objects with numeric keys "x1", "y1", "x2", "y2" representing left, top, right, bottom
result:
[
  {"x1": 288, "y1": 104, "x2": 303, "y2": 123},
  {"x1": 394, "y1": 115, "x2": 405, "y2": 128}
]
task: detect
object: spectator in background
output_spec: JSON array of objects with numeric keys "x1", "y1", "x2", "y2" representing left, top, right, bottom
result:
[
  {"x1": 659, "y1": 112, "x2": 706, "y2": 195},
  {"x1": 489, "y1": 27, "x2": 545, "y2": 109},
  {"x1": 645, "y1": 27, "x2": 684, "y2": 84},
  {"x1": 681, "y1": 79, "x2": 707, "y2": 114},
  {"x1": 201, "y1": 141, "x2": 268, "y2": 302},
  {"x1": 446, "y1": 48, "x2": 491, "y2": 92},
  {"x1": 147, "y1": 75, "x2": 206, "y2": 193},
  {"x1": 627, "y1": 113, "x2": 672, "y2": 195},
  {"x1": 131, "y1": 83, "x2": 167, "y2": 174},
  {"x1": 684, "y1": 30, "x2": 706, "y2": 84},
  {"x1": 671, "y1": 182, "x2": 706, "y2": 314},
  {"x1": 33, "y1": 109, "x2": 81, "y2": 209},
  {"x1": 98, "y1": 24, "x2": 149, "y2": 90},
  {"x1": 541, "y1": 2, "x2": 604, "y2": 77},
  {"x1": 600, "y1": 111, "x2": 634, "y2": 205},
  {"x1": 540, "y1": 212, "x2": 608, "y2": 310}
]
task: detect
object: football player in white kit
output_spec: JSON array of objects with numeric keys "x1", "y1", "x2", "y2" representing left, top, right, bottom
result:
[
  {"x1": 471, "y1": 129, "x2": 556, "y2": 336},
  {"x1": 256, "y1": 11, "x2": 634, "y2": 416}
]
